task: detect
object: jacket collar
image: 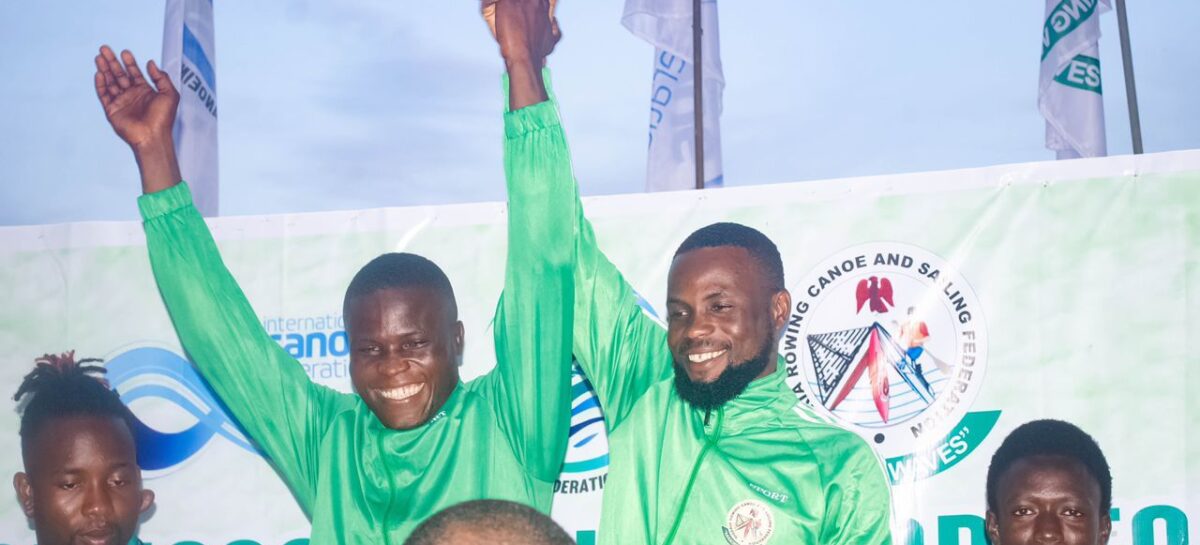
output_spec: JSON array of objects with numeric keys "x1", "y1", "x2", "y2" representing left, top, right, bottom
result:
[{"x1": 699, "y1": 355, "x2": 795, "y2": 436}]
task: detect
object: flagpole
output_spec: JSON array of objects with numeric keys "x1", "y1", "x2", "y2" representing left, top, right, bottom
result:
[
  {"x1": 1114, "y1": 0, "x2": 1143, "y2": 154},
  {"x1": 692, "y1": 0, "x2": 705, "y2": 189}
]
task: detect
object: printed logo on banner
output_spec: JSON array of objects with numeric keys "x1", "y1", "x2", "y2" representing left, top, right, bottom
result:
[
  {"x1": 555, "y1": 362, "x2": 609, "y2": 496},
  {"x1": 722, "y1": 500, "x2": 775, "y2": 545},
  {"x1": 106, "y1": 347, "x2": 259, "y2": 475},
  {"x1": 782, "y1": 243, "x2": 999, "y2": 484},
  {"x1": 262, "y1": 313, "x2": 351, "y2": 390}
]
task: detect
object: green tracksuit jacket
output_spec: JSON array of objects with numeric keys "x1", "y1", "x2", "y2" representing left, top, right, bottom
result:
[
  {"x1": 137, "y1": 92, "x2": 573, "y2": 543},
  {"x1": 511, "y1": 95, "x2": 894, "y2": 544}
]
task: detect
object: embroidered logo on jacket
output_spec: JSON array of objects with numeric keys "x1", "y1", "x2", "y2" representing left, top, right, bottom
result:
[{"x1": 722, "y1": 500, "x2": 774, "y2": 545}]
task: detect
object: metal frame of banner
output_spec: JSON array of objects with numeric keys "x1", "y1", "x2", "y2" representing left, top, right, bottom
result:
[
  {"x1": 693, "y1": 0, "x2": 705, "y2": 189},
  {"x1": 1114, "y1": 0, "x2": 1143, "y2": 154}
]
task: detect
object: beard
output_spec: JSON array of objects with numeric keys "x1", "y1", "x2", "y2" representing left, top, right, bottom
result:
[{"x1": 673, "y1": 338, "x2": 774, "y2": 412}]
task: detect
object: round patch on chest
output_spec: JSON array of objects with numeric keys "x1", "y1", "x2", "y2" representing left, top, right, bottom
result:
[{"x1": 722, "y1": 499, "x2": 775, "y2": 545}]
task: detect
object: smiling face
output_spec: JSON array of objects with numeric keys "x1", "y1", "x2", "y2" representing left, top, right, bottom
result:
[
  {"x1": 14, "y1": 415, "x2": 154, "y2": 545},
  {"x1": 347, "y1": 286, "x2": 463, "y2": 430},
  {"x1": 666, "y1": 246, "x2": 790, "y2": 390},
  {"x1": 986, "y1": 455, "x2": 1111, "y2": 545}
]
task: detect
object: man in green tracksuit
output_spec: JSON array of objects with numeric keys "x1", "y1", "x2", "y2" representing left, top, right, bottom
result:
[
  {"x1": 92, "y1": 2, "x2": 571, "y2": 541},
  {"x1": 502, "y1": 17, "x2": 894, "y2": 545}
]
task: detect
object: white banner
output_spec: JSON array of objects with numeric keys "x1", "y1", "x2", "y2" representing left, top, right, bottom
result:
[
  {"x1": 1039, "y1": 0, "x2": 1109, "y2": 159},
  {"x1": 1, "y1": 150, "x2": 1198, "y2": 544},
  {"x1": 623, "y1": 0, "x2": 724, "y2": 191},
  {"x1": 162, "y1": 0, "x2": 219, "y2": 215}
]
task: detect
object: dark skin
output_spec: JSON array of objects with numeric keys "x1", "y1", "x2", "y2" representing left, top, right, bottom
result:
[
  {"x1": 347, "y1": 287, "x2": 464, "y2": 430},
  {"x1": 93, "y1": 45, "x2": 181, "y2": 195},
  {"x1": 492, "y1": 0, "x2": 560, "y2": 110},
  {"x1": 13, "y1": 415, "x2": 154, "y2": 545},
  {"x1": 666, "y1": 247, "x2": 791, "y2": 384},
  {"x1": 986, "y1": 455, "x2": 1112, "y2": 545}
]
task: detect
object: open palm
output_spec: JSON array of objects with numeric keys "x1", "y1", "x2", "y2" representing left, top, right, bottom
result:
[{"x1": 94, "y1": 45, "x2": 179, "y2": 149}]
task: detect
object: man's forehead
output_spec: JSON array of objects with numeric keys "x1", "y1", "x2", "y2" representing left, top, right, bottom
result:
[
  {"x1": 27, "y1": 416, "x2": 136, "y2": 472},
  {"x1": 669, "y1": 246, "x2": 769, "y2": 292},
  {"x1": 347, "y1": 286, "x2": 455, "y2": 317},
  {"x1": 999, "y1": 455, "x2": 1100, "y2": 498}
]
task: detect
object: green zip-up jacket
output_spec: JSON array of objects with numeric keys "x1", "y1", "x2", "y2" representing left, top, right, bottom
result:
[
  {"x1": 137, "y1": 89, "x2": 573, "y2": 543},
  {"x1": 511, "y1": 94, "x2": 894, "y2": 544}
]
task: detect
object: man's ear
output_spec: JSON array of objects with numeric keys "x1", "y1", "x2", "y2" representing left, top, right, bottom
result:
[
  {"x1": 771, "y1": 290, "x2": 792, "y2": 333},
  {"x1": 454, "y1": 321, "x2": 465, "y2": 356},
  {"x1": 140, "y1": 488, "x2": 155, "y2": 515},
  {"x1": 1098, "y1": 509, "x2": 1112, "y2": 545},
  {"x1": 984, "y1": 511, "x2": 1000, "y2": 545},
  {"x1": 14, "y1": 472, "x2": 34, "y2": 518}
]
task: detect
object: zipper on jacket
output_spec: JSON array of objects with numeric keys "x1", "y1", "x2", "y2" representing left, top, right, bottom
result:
[
  {"x1": 662, "y1": 407, "x2": 725, "y2": 545},
  {"x1": 379, "y1": 436, "x2": 397, "y2": 545}
]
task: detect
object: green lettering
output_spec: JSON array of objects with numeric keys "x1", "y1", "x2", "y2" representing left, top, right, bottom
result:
[
  {"x1": 937, "y1": 514, "x2": 985, "y2": 545},
  {"x1": 904, "y1": 518, "x2": 925, "y2": 545},
  {"x1": 1132, "y1": 505, "x2": 1188, "y2": 545}
]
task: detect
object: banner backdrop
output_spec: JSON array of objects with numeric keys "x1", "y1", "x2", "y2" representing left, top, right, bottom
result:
[{"x1": 1, "y1": 151, "x2": 1197, "y2": 545}]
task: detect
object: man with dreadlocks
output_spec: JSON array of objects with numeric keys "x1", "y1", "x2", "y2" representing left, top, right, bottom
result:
[
  {"x1": 91, "y1": 1, "x2": 573, "y2": 541},
  {"x1": 12, "y1": 351, "x2": 155, "y2": 545}
]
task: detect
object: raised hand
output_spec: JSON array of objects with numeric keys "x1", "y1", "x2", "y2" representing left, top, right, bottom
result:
[
  {"x1": 493, "y1": 0, "x2": 559, "y2": 64},
  {"x1": 95, "y1": 46, "x2": 179, "y2": 149},
  {"x1": 487, "y1": 0, "x2": 560, "y2": 110},
  {"x1": 94, "y1": 45, "x2": 182, "y2": 194}
]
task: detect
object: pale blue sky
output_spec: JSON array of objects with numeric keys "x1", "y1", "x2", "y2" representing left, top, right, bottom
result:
[{"x1": 2, "y1": 1, "x2": 1197, "y2": 225}]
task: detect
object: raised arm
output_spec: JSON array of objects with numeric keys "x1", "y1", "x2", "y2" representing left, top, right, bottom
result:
[
  {"x1": 96, "y1": 46, "x2": 335, "y2": 511},
  {"x1": 489, "y1": 4, "x2": 670, "y2": 432},
  {"x1": 476, "y1": 0, "x2": 572, "y2": 483}
]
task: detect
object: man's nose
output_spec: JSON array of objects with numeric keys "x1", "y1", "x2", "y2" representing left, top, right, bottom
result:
[
  {"x1": 81, "y1": 480, "x2": 115, "y2": 519},
  {"x1": 378, "y1": 352, "x2": 413, "y2": 376},
  {"x1": 684, "y1": 313, "x2": 715, "y2": 342},
  {"x1": 1033, "y1": 510, "x2": 1064, "y2": 543}
]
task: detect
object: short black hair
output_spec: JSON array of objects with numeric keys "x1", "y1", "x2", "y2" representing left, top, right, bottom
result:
[
  {"x1": 986, "y1": 419, "x2": 1112, "y2": 512},
  {"x1": 674, "y1": 222, "x2": 785, "y2": 292},
  {"x1": 343, "y1": 253, "x2": 457, "y2": 318},
  {"x1": 405, "y1": 499, "x2": 574, "y2": 545},
  {"x1": 14, "y1": 351, "x2": 137, "y2": 454}
]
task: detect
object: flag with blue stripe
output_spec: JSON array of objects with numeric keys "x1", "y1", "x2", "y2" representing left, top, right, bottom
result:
[
  {"x1": 624, "y1": 0, "x2": 725, "y2": 192},
  {"x1": 162, "y1": 0, "x2": 219, "y2": 215}
]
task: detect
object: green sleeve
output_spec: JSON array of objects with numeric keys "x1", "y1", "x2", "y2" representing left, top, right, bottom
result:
[
  {"x1": 138, "y1": 183, "x2": 340, "y2": 513},
  {"x1": 480, "y1": 72, "x2": 576, "y2": 483},
  {"x1": 501, "y1": 71, "x2": 671, "y2": 432},
  {"x1": 819, "y1": 442, "x2": 894, "y2": 544}
]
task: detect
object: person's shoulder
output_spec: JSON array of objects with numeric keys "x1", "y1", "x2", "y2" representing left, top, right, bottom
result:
[{"x1": 780, "y1": 404, "x2": 879, "y2": 463}]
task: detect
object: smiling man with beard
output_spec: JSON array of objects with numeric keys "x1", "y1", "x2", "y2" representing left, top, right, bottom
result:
[
  {"x1": 493, "y1": 10, "x2": 893, "y2": 544},
  {"x1": 90, "y1": 1, "x2": 573, "y2": 540}
]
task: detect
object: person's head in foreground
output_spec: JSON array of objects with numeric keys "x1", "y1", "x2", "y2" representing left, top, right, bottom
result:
[
  {"x1": 12, "y1": 351, "x2": 154, "y2": 545},
  {"x1": 404, "y1": 499, "x2": 575, "y2": 545},
  {"x1": 344, "y1": 253, "x2": 465, "y2": 431},
  {"x1": 985, "y1": 419, "x2": 1112, "y2": 545},
  {"x1": 666, "y1": 222, "x2": 790, "y2": 411}
]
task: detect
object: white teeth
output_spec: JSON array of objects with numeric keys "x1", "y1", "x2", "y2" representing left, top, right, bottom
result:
[
  {"x1": 688, "y1": 350, "x2": 727, "y2": 364},
  {"x1": 378, "y1": 383, "x2": 424, "y2": 401}
]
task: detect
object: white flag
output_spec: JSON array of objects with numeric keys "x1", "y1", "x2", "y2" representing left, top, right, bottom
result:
[
  {"x1": 162, "y1": 0, "x2": 219, "y2": 215},
  {"x1": 1039, "y1": 0, "x2": 1109, "y2": 159},
  {"x1": 623, "y1": 0, "x2": 724, "y2": 192}
]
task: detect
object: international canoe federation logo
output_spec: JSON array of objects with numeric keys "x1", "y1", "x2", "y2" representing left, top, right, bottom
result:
[
  {"x1": 106, "y1": 347, "x2": 258, "y2": 475},
  {"x1": 561, "y1": 361, "x2": 609, "y2": 474},
  {"x1": 722, "y1": 500, "x2": 775, "y2": 545},
  {"x1": 783, "y1": 243, "x2": 991, "y2": 470}
]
